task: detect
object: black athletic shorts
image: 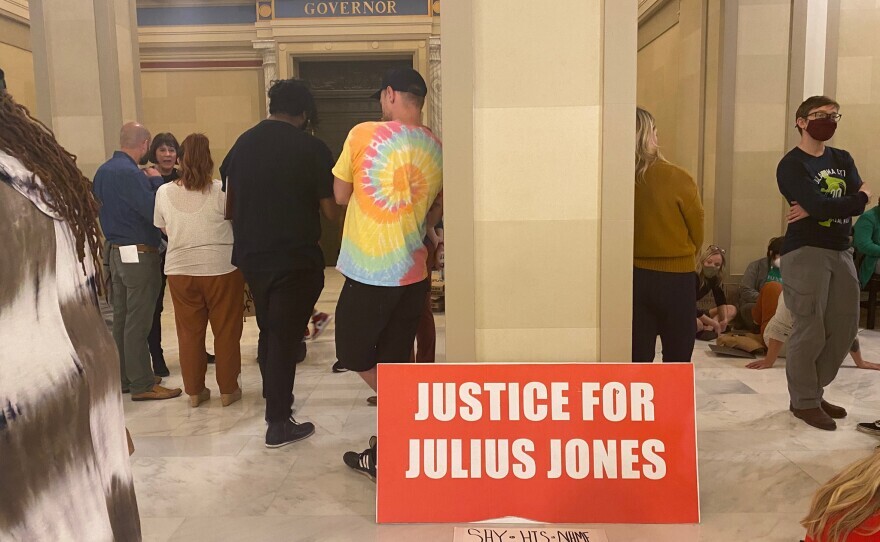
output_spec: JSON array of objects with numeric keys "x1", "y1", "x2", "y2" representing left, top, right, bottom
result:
[{"x1": 335, "y1": 276, "x2": 431, "y2": 372}]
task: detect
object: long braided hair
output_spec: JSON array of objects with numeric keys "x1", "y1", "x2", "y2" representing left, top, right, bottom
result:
[{"x1": 0, "y1": 87, "x2": 104, "y2": 289}]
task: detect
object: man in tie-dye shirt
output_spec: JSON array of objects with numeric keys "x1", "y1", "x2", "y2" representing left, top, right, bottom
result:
[{"x1": 333, "y1": 68, "x2": 443, "y2": 480}]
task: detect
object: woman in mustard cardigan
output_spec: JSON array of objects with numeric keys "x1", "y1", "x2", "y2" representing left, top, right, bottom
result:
[{"x1": 632, "y1": 108, "x2": 705, "y2": 363}]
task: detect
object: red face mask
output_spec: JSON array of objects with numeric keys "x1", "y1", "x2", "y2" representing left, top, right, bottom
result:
[{"x1": 805, "y1": 117, "x2": 837, "y2": 142}]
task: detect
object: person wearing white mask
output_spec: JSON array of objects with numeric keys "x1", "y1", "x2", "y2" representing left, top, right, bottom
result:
[
  {"x1": 695, "y1": 244, "x2": 738, "y2": 340},
  {"x1": 739, "y1": 237, "x2": 784, "y2": 334}
]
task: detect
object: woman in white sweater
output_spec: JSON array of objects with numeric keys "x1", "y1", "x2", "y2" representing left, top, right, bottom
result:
[{"x1": 154, "y1": 133, "x2": 244, "y2": 407}]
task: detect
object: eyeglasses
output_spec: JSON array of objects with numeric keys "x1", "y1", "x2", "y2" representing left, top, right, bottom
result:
[
  {"x1": 806, "y1": 112, "x2": 843, "y2": 122},
  {"x1": 708, "y1": 245, "x2": 726, "y2": 254}
]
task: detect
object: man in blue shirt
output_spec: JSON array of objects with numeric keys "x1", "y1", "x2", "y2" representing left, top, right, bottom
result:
[{"x1": 93, "y1": 122, "x2": 182, "y2": 401}]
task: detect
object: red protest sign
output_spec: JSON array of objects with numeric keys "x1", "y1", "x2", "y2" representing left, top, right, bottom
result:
[{"x1": 376, "y1": 363, "x2": 698, "y2": 524}]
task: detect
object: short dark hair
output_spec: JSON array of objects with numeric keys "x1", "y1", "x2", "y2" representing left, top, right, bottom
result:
[
  {"x1": 268, "y1": 79, "x2": 319, "y2": 125},
  {"x1": 767, "y1": 236, "x2": 784, "y2": 259},
  {"x1": 148, "y1": 132, "x2": 179, "y2": 164},
  {"x1": 795, "y1": 96, "x2": 840, "y2": 134},
  {"x1": 400, "y1": 91, "x2": 425, "y2": 111}
]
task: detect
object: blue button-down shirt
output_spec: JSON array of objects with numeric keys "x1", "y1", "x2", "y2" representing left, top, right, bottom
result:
[{"x1": 92, "y1": 151, "x2": 163, "y2": 247}]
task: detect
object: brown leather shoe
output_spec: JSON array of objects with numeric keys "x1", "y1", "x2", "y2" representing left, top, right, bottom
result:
[
  {"x1": 131, "y1": 385, "x2": 183, "y2": 402},
  {"x1": 122, "y1": 375, "x2": 163, "y2": 394},
  {"x1": 791, "y1": 406, "x2": 836, "y2": 431},
  {"x1": 820, "y1": 400, "x2": 847, "y2": 419}
]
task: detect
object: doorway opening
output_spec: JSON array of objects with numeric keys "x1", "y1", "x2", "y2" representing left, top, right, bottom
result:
[{"x1": 297, "y1": 57, "x2": 413, "y2": 265}]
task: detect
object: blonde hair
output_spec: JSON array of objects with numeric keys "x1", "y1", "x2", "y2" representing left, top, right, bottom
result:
[
  {"x1": 635, "y1": 107, "x2": 665, "y2": 184},
  {"x1": 803, "y1": 449, "x2": 880, "y2": 542},
  {"x1": 697, "y1": 245, "x2": 727, "y2": 286}
]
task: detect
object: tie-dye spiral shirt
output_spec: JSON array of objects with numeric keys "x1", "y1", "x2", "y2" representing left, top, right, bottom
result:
[{"x1": 332, "y1": 121, "x2": 443, "y2": 286}]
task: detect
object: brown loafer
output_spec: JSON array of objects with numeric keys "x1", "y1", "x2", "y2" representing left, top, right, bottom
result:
[
  {"x1": 132, "y1": 385, "x2": 183, "y2": 401},
  {"x1": 820, "y1": 400, "x2": 847, "y2": 419},
  {"x1": 791, "y1": 406, "x2": 836, "y2": 431},
  {"x1": 122, "y1": 375, "x2": 163, "y2": 394}
]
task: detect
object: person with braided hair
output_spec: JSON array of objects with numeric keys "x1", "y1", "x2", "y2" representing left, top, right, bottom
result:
[{"x1": 0, "y1": 69, "x2": 142, "y2": 540}]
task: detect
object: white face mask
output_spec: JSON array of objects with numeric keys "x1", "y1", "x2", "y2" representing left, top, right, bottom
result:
[{"x1": 773, "y1": 258, "x2": 781, "y2": 268}]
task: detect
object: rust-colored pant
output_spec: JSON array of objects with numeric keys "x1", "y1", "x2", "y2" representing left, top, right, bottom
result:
[
  {"x1": 752, "y1": 281, "x2": 783, "y2": 337},
  {"x1": 167, "y1": 270, "x2": 244, "y2": 395}
]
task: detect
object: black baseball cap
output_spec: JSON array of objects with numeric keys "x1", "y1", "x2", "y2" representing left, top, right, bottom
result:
[{"x1": 370, "y1": 67, "x2": 428, "y2": 100}]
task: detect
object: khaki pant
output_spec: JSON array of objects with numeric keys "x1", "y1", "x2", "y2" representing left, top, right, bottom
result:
[
  {"x1": 167, "y1": 270, "x2": 245, "y2": 396},
  {"x1": 781, "y1": 247, "x2": 859, "y2": 409}
]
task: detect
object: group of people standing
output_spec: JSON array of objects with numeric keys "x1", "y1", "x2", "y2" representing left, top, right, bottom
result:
[
  {"x1": 94, "y1": 68, "x2": 442, "y2": 460},
  {"x1": 0, "y1": 65, "x2": 440, "y2": 538}
]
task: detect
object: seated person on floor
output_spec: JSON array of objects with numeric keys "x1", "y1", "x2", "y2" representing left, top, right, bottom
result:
[
  {"x1": 739, "y1": 236, "x2": 784, "y2": 333},
  {"x1": 745, "y1": 293, "x2": 880, "y2": 371},
  {"x1": 802, "y1": 448, "x2": 880, "y2": 542},
  {"x1": 695, "y1": 245, "x2": 738, "y2": 340},
  {"x1": 854, "y1": 204, "x2": 880, "y2": 289}
]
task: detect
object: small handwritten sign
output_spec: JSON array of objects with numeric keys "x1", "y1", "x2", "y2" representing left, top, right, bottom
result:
[{"x1": 453, "y1": 527, "x2": 608, "y2": 542}]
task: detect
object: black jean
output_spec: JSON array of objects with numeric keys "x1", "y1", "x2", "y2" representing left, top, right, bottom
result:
[
  {"x1": 241, "y1": 266, "x2": 324, "y2": 422},
  {"x1": 147, "y1": 265, "x2": 167, "y2": 369},
  {"x1": 632, "y1": 267, "x2": 697, "y2": 363}
]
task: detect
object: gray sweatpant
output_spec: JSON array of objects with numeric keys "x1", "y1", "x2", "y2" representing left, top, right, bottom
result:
[{"x1": 781, "y1": 246, "x2": 859, "y2": 410}]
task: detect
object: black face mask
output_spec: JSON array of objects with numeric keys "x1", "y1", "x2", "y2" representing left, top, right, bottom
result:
[{"x1": 805, "y1": 117, "x2": 837, "y2": 142}]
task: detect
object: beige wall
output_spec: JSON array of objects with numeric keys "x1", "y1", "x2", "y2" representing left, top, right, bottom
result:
[
  {"x1": 0, "y1": 13, "x2": 36, "y2": 114},
  {"x1": 140, "y1": 69, "x2": 264, "y2": 176},
  {"x1": 0, "y1": 41, "x2": 36, "y2": 112},
  {"x1": 833, "y1": 1, "x2": 880, "y2": 188},
  {"x1": 443, "y1": 0, "x2": 635, "y2": 363},
  {"x1": 471, "y1": 0, "x2": 602, "y2": 362},
  {"x1": 638, "y1": 23, "x2": 683, "y2": 167},
  {"x1": 728, "y1": 0, "x2": 791, "y2": 274}
]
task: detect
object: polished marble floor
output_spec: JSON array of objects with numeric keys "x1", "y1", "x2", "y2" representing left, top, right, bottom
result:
[{"x1": 129, "y1": 270, "x2": 880, "y2": 542}]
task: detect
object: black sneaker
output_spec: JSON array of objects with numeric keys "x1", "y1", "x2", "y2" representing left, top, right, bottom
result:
[
  {"x1": 332, "y1": 360, "x2": 349, "y2": 373},
  {"x1": 857, "y1": 420, "x2": 880, "y2": 436},
  {"x1": 265, "y1": 418, "x2": 315, "y2": 448},
  {"x1": 343, "y1": 436, "x2": 377, "y2": 481}
]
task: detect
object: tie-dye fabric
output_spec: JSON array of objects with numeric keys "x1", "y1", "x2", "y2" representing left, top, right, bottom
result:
[
  {"x1": 0, "y1": 151, "x2": 141, "y2": 541},
  {"x1": 333, "y1": 121, "x2": 442, "y2": 286}
]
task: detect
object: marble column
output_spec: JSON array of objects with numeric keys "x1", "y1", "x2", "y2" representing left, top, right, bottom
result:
[
  {"x1": 441, "y1": 0, "x2": 637, "y2": 363},
  {"x1": 28, "y1": 0, "x2": 142, "y2": 178},
  {"x1": 253, "y1": 39, "x2": 278, "y2": 116},
  {"x1": 428, "y1": 35, "x2": 442, "y2": 139}
]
